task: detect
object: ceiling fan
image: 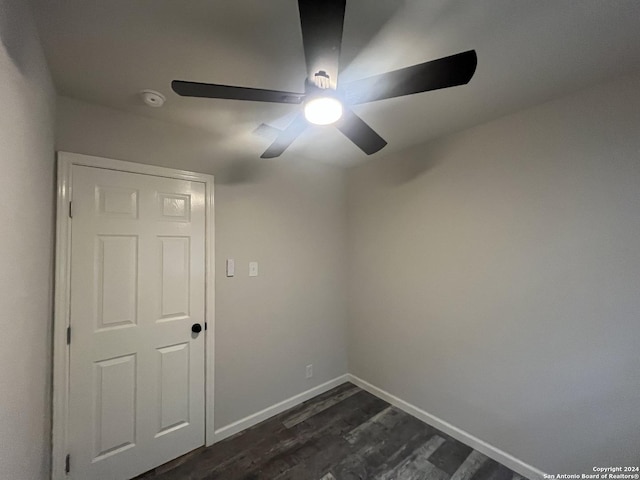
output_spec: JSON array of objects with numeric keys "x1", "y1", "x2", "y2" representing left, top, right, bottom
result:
[{"x1": 172, "y1": 0, "x2": 477, "y2": 158}]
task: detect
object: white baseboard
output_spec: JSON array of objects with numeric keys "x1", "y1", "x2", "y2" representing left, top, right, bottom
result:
[
  {"x1": 213, "y1": 374, "x2": 349, "y2": 443},
  {"x1": 347, "y1": 374, "x2": 547, "y2": 480}
]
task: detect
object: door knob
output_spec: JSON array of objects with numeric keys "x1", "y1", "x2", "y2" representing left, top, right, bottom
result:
[{"x1": 191, "y1": 323, "x2": 202, "y2": 333}]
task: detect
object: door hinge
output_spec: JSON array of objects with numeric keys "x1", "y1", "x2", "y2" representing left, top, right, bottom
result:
[
  {"x1": 65, "y1": 453, "x2": 70, "y2": 474},
  {"x1": 66, "y1": 326, "x2": 71, "y2": 345},
  {"x1": 68, "y1": 201, "x2": 73, "y2": 218}
]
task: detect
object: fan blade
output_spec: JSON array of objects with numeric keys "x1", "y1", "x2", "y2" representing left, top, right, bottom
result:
[
  {"x1": 172, "y1": 80, "x2": 305, "y2": 104},
  {"x1": 261, "y1": 115, "x2": 309, "y2": 158},
  {"x1": 336, "y1": 109, "x2": 387, "y2": 155},
  {"x1": 341, "y1": 50, "x2": 477, "y2": 104},
  {"x1": 298, "y1": 0, "x2": 346, "y2": 89}
]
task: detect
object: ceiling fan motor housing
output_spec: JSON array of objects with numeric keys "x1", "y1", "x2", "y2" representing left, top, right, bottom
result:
[{"x1": 313, "y1": 70, "x2": 331, "y2": 89}]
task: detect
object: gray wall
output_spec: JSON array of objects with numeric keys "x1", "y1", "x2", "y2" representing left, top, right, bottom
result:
[
  {"x1": 0, "y1": 0, "x2": 56, "y2": 478},
  {"x1": 56, "y1": 96, "x2": 349, "y2": 429},
  {"x1": 347, "y1": 73, "x2": 640, "y2": 473}
]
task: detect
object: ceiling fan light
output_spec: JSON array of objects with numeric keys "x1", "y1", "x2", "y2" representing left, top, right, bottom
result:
[{"x1": 304, "y1": 97, "x2": 343, "y2": 125}]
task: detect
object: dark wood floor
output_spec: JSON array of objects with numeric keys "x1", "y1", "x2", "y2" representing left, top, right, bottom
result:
[{"x1": 136, "y1": 383, "x2": 527, "y2": 480}]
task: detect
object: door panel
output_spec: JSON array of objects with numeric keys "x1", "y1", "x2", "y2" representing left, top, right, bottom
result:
[
  {"x1": 96, "y1": 235, "x2": 138, "y2": 329},
  {"x1": 157, "y1": 342, "x2": 190, "y2": 435},
  {"x1": 68, "y1": 165, "x2": 206, "y2": 479},
  {"x1": 159, "y1": 236, "x2": 190, "y2": 320},
  {"x1": 93, "y1": 354, "x2": 137, "y2": 460}
]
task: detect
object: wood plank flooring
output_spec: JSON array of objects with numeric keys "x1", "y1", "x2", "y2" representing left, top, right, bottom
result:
[{"x1": 135, "y1": 383, "x2": 527, "y2": 480}]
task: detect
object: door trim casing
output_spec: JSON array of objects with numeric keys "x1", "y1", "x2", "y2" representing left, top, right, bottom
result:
[{"x1": 52, "y1": 152, "x2": 216, "y2": 479}]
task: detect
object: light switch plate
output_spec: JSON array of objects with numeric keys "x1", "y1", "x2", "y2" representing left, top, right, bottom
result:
[
  {"x1": 226, "y1": 259, "x2": 235, "y2": 277},
  {"x1": 249, "y1": 261, "x2": 258, "y2": 277}
]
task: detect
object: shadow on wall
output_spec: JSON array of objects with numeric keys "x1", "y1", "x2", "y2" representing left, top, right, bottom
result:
[
  {"x1": 368, "y1": 137, "x2": 451, "y2": 186},
  {"x1": 214, "y1": 158, "x2": 273, "y2": 185},
  {"x1": 0, "y1": 0, "x2": 34, "y2": 75}
]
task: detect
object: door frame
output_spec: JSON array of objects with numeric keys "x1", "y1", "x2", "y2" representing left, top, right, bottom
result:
[{"x1": 52, "y1": 152, "x2": 216, "y2": 479}]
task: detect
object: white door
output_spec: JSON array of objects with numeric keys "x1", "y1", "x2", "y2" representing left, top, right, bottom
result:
[{"x1": 67, "y1": 165, "x2": 206, "y2": 479}]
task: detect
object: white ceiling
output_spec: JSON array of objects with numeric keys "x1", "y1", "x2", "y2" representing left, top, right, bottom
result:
[{"x1": 32, "y1": 0, "x2": 640, "y2": 167}]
